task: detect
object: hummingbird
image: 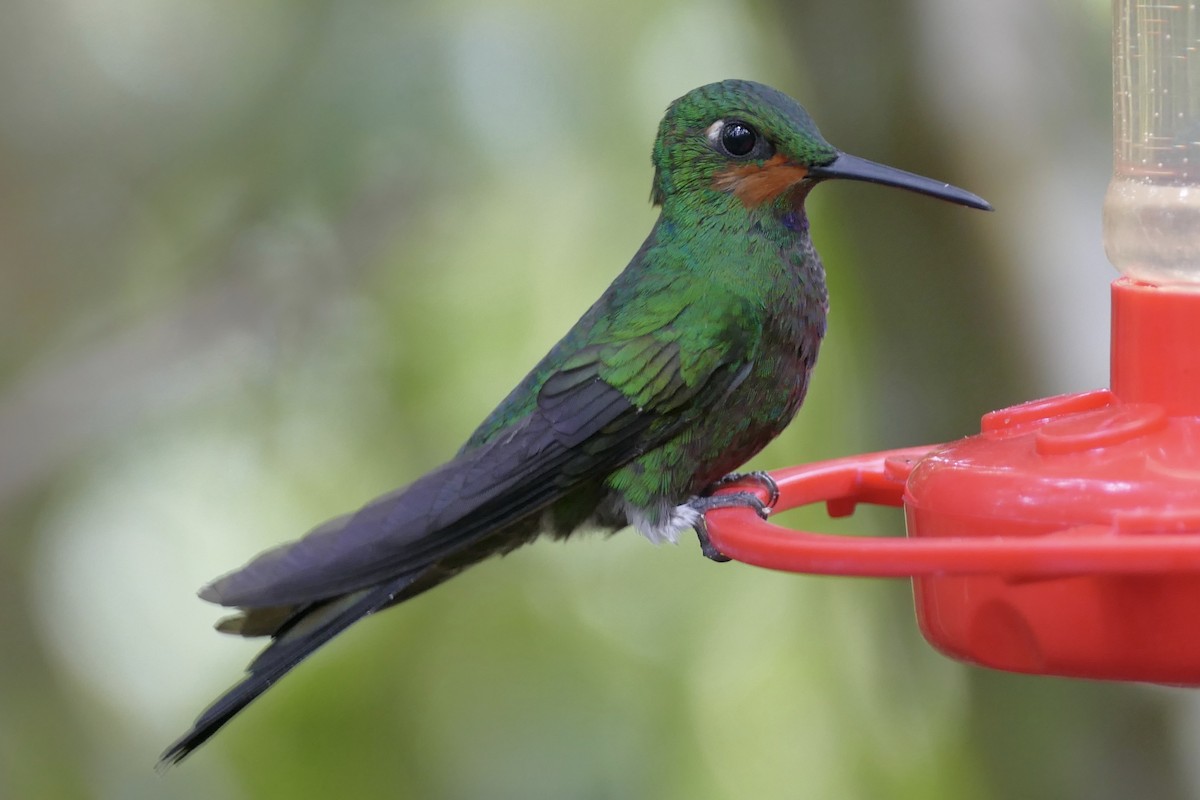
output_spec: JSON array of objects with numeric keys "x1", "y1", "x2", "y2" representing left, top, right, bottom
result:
[{"x1": 161, "y1": 79, "x2": 989, "y2": 765}]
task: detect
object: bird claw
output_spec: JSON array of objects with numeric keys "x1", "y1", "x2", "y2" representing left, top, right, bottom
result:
[
  {"x1": 706, "y1": 470, "x2": 780, "y2": 509},
  {"x1": 693, "y1": 518, "x2": 732, "y2": 563},
  {"x1": 687, "y1": 490, "x2": 771, "y2": 563},
  {"x1": 690, "y1": 491, "x2": 769, "y2": 519}
]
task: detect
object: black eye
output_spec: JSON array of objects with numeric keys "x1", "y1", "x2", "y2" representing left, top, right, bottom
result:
[{"x1": 720, "y1": 121, "x2": 757, "y2": 157}]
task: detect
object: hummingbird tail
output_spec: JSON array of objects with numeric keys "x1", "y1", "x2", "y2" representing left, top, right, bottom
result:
[{"x1": 158, "y1": 571, "x2": 420, "y2": 767}]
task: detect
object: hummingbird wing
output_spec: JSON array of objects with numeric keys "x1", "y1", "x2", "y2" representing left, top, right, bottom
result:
[
  {"x1": 202, "y1": 373, "x2": 646, "y2": 610},
  {"x1": 163, "y1": 266, "x2": 761, "y2": 765},
  {"x1": 203, "y1": 274, "x2": 760, "y2": 611},
  {"x1": 161, "y1": 335, "x2": 752, "y2": 766},
  {"x1": 162, "y1": 370, "x2": 663, "y2": 765}
]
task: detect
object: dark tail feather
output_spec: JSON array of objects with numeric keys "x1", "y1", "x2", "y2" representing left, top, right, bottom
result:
[{"x1": 158, "y1": 572, "x2": 419, "y2": 767}]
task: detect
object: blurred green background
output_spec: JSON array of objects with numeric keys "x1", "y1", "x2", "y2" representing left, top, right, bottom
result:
[{"x1": 3, "y1": 0, "x2": 1194, "y2": 798}]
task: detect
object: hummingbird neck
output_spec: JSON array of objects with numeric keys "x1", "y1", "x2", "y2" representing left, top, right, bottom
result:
[
  {"x1": 660, "y1": 188, "x2": 812, "y2": 235},
  {"x1": 654, "y1": 192, "x2": 824, "y2": 310},
  {"x1": 780, "y1": 208, "x2": 809, "y2": 234}
]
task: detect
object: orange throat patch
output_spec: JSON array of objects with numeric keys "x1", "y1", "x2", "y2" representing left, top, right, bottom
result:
[{"x1": 712, "y1": 154, "x2": 809, "y2": 207}]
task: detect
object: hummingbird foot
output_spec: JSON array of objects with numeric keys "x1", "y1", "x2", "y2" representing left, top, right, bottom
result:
[
  {"x1": 692, "y1": 517, "x2": 731, "y2": 562},
  {"x1": 706, "y1": 470, "x2": 781, "y2": 509},
  {"x1": 686, "y1": 490, "x2": 770, "y2": 563}
]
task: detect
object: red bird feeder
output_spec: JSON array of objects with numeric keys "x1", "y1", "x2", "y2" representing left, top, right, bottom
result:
[{"x1": 705, "y1": 2, "x2": 1200, "y2": 684}]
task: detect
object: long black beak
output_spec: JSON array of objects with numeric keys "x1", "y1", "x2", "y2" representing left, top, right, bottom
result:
[{"x1": 808, "y1": 152, "x2": 991, "y2": 211}]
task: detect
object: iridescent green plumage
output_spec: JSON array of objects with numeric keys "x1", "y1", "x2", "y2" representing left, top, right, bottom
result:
[{"x1": 162, "y1": 79, "x2": 989, "y2": 765}]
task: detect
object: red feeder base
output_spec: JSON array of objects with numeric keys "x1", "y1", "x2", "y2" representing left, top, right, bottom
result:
[{"x1": 705, "y1": 279, "x2": 1200, "y2": 684}]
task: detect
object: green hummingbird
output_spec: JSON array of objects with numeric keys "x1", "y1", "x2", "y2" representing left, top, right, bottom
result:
[{"x1": 161, "y1": 79, "x2": 989, "y2": 765}]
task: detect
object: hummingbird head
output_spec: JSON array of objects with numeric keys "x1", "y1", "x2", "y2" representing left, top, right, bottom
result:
[{"x1": 651, "y1": 80, "x2": 990, "y2": 213}]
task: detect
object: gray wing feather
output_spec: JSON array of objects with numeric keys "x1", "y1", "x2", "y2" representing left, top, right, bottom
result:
[{"x1": 201, "y1": 371, "x2": 651, "y2": 609}]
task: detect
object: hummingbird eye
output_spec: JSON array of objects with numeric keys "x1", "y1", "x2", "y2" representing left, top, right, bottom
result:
[{"x1": 719, "y1": 121, "x2": 758, "y2": 158}]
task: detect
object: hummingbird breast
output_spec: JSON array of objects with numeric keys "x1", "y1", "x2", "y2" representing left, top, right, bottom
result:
[
  {"x1": 689, "y1": 221, "x2": 827, "y2": 480},
  {"x1": 600, "y1": 218, "x2": 829, "y2": 538}
]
